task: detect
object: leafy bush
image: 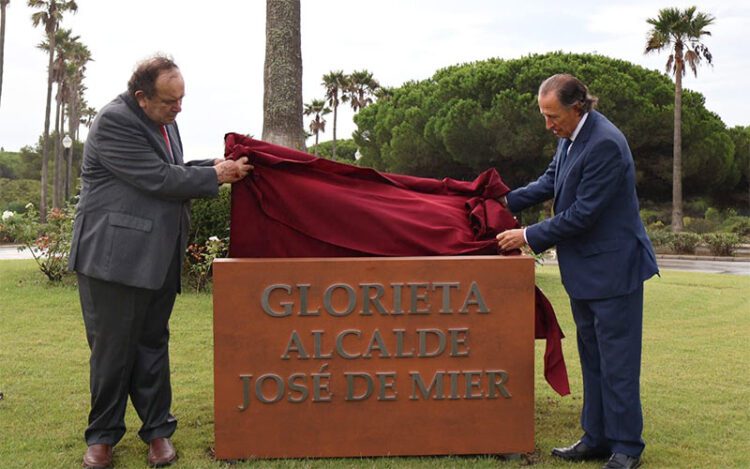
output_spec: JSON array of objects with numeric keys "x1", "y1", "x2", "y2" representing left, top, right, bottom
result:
[
  {"x1": 720, "y1": 216, "x2": 750, "y2": 239},
  {"x1": 684, "y1": 216, "x2": 717, "y2": 234},
  {"x1": 1, "y1": 203, "x2": 74, "y2": 282},
  {"x1": 647, "y1": 229, "x2": 673, "y2": 248},
  {"x1": 184, "y1": 236, "x2": 227, "y2": 292},
  {"x1": 670, "y1": 232, "x2": 702, "y2": 254},
  {"x1": 702, "y1": 233, "x2": 740, "y2": 257},
  {"x1": 189, "y1": 184, "x2": 231, "y2": 246}
]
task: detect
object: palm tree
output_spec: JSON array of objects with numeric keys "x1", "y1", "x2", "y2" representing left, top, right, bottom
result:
[
  {"x1": 322, "y1": 70, "x2": 348, "y2": 160},
  {"x1": 0, "y1": 0, "x2": 10, "y2": 107},
  {"x1": 303, "y1": 99, "x2": 330, "y2": 154},
  {"x1": 63, "y1": 39, "x2": 91, "y2": 199},
  {"x1": 645, "y1": 6, "x2": 715, "y2": 232},
  {"x1": 346, "y1": 69, "x2": 380, "y2": 113},
  {"x1": 29, "y1": 0, "x2": 77, "y2": 221},
  {"x1": 38, "y1": 27, "x2": 76, "y2": 208},
  {"x1": 262, "y1": 0, "x2": 305, "y2": 150}
]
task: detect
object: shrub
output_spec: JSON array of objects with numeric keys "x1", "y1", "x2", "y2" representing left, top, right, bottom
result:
[
  {"x1": 720, "y1": 216, "x2": 750, "y2": 239},
  {"x1": 647, "y1": 229, "x2": 673, "y2": 248},
  {"x1": 702, "y1": 233, "x2": 740, "y2": 257},
  {"x1": 190, "y1": 184, "x2": 231, "y2": 246},
  {"x1": 2, "y1": 203, "x2": 74, "y2": 282},
  {"x1": 684, "y1": 216, "x2": 717, "y2": 234},
  {"x1": 184, "y1": 236, "x2": 228, "y2": 292},
  {"x1": 670, "y1": 232, "x2": 701, "y2": 254}
]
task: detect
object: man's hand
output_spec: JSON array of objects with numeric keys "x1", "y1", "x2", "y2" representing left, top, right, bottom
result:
[
  {"x1": 215, "y1": 157, "x2": 253, "y2": 184},
  {"x1": 496, "y1": 228, "x2": 527, "y2": 252}
]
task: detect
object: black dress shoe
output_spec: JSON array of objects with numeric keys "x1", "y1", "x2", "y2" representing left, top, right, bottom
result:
[
  {"x1": 602, "y1": 452, "x2": 642, "y2": 469},
  {"x1": 551, "y1": 439, "x2": 611, "y2": 461}
]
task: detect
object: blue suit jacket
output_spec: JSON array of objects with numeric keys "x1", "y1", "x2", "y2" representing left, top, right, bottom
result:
[{"x1": 507, "y1": 111, "x2": 658, "y2": 300}]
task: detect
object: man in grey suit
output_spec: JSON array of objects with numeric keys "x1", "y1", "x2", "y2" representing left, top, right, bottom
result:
[
  {"x1": 497, "y1": 74, "x2": 658, "y2": 469},
  {"x1": 69, "y1": 54, "x2": 251, "y2": 468}
]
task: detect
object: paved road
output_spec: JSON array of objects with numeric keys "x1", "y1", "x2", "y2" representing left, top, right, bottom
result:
[
  {"x1": 540, "y1": 256, "x2": 750, "y2": 276},
  {"x1": 0, "y1": 244, "x2": 36, "y2": 260},
  {"x1": 2, "y1": 244, "x2": 749, "y2": 275}
]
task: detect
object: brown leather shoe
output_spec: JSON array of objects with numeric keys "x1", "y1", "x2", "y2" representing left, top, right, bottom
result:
[
  {"x1": 148, "y1": 437, "x2": 177, "y2": 467},
  {"x1": 82, "y1": 443, "x2": 113, "y2": 469}
]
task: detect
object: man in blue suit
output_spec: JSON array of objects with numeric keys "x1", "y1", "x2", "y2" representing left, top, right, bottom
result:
[{"x1": 497, "y1": 74, "x2": 658, "y2": 469}]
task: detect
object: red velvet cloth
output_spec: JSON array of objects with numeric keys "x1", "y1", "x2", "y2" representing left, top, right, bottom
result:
[{"x1": 224, "y1": 133, "x2": 570, "y2": 396}]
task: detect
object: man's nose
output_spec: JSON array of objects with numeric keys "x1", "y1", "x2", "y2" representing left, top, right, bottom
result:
[{"x1": 545, "y1": 117, "x2": 553, "y2": 130}]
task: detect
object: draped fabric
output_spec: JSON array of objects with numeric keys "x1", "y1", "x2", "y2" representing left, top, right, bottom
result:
[{"x1": 224, "y1": 133, "x2": 570, "y2": 396}]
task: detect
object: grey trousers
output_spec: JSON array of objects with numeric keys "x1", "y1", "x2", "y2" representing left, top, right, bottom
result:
[{"x1": 77, "y1": 248, "x2": 180, "y2": 446}]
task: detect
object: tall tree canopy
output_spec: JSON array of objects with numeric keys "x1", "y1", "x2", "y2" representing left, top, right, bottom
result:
[
  {"x1": 353, "y1": 52, "x2": 740, "y2": 206},
  {"x1": 645, "y1": 6, "x2": 715, "y2": 231}
]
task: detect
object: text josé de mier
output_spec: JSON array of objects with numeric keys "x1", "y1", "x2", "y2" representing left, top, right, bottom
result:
[{"x1": 236, "y1": 281, "x2": 515, "y2": 410}]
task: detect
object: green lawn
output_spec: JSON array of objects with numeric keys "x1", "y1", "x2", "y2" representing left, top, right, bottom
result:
[{"x1": 0, "y1": 260, "x2": 748, "y2": 468}]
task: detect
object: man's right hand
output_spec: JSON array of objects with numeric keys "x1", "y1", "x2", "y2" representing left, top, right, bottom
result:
[{"x1": 215, "y1": 157, "x2": 253, "y2": 184}]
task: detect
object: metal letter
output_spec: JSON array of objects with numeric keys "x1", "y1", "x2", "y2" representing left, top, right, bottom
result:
[
  {"x1": 409, "y1": 371, "x2": 445, "y2": 400},
  {"x1": 312, "y1": 330, "x2": 332, "y2": 359},
  {"x1": 298, "y1": 284, "x2": 321, "y2": 316},
  {"x1": 417, "y1": 328, "x2": 446, "y2": 358},
  {"x1": 324, "y1": 283, "x2": 356, "y2": 317},
  {"x1": 487, "y1": 370, "x2": 512, "y2": 398},
  {"x1": 432, "y1": 282, "x2": 459, "y2": 313},
  {"x1": 360, "y1": 283, "x2": 388, "y2": 315},
  {"x1": 363, "y1": 329, "x2": 391, "y2": 358},
  {"x1": 280, "y1": 330, "x2": 309, "y2": 360},
  {"x1": 408, "y1": 282, "x2": 430, "y2": 314},
  {"x1": 376, "y1": 372, "x2": 398, "y2": 401},
  {"x1": 393, "y1": 329, "x2": 415, "y2": 358},
  {"x1": 344, "y1": 372, "x2": 374, "y2": 401},
  {"x1": 238, "y1": 374, "x2": 252, "y2": 411},
  {"x1": 390, "y1": 283, "x2": 404, "y2": 315},
  {"x1": 335, "y1": 329, "x2": 362, "y2": 359},
  {"x1": 255, "y1": 374, "x2": 285, "y2": 404},
  {"x1": 464, "y1": 370, "x2": 484, "y2": 399},
  {"x1": 287, "y1": 373, "x2": 309, "y2": 403},
  {"x1": 261, "y1": 284, "x2": 293, "y2": 317},
  {"x1": 459, "y1": 281, "x2": 490, "y2": 314},
  {"x1": 448, "y1": 328, "x2": 470, "y2": 357}
]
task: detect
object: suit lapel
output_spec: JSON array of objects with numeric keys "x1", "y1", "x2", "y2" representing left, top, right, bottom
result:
[{"x1": 555, "y1": 112, "x2": 597, "y2": 194}]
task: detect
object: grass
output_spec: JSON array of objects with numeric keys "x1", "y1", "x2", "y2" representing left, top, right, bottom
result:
[{"x1": 0, "y1": 260, "x2": 748, "y2": 468}]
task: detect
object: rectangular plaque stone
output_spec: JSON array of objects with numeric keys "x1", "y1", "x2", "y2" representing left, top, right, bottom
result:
[{"x1": 213, "y1": 256, "x2": 535, "y2": 459}]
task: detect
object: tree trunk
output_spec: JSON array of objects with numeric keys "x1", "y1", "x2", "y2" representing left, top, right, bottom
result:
[
  {"x1": 0, "y1": 1, "x2": 7, "y2": 107},
  {"x1": 262, "y1": 0, "x2": 305, "y2": 150},
  {"x1": 66, "y1": 85, "x2": 76, "y2": 200},
  {"x1": 40, "y1": 36, "x2": 55, "y2": 223},
  {"x1": 671, "y1": 64, "x2": 684, "y2": 232},
  {"x1": 332, "y1": 104, "x2": 338, "y2": 159},
  {"x1": 53, "y1": 96, "x2": 63, "y2": 209}
]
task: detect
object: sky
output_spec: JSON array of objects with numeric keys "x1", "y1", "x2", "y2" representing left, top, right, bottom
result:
[{"x1": 1, "y1": 0, "x2": 748, "y2": 160}]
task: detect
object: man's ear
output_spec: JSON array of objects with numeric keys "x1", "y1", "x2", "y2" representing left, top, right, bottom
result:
[{"x1": 134, "y1": 90, "x2": 147, "y2": 107}]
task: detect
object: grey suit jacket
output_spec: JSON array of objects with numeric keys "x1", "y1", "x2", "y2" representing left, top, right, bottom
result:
[{"x1": 68, "y1": 92, "x2": 219, "y2": 290}]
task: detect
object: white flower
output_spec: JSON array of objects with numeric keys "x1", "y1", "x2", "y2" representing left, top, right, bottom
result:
[
  {"x1": 209, "y1": 236, "x2": 220, "y2": 242},
  {"x1": 2, "y1": 211, "x2": 14, "y2": 221},
  {"x1": 25, "y1": 203, "x2": 34, "y2": 209}
]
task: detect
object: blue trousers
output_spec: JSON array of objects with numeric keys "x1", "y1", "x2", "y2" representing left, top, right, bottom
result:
[{"x1": 571, "y1": 284, "x2": 645, "y2": 457}]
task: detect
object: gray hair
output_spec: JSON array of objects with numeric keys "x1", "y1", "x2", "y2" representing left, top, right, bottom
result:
[
  {"x1": 127, "y1": 54, "x2": 179, "y2": 98},
  {"x1": 539, "y1": 74, "x2": 598, "y2": 114}
]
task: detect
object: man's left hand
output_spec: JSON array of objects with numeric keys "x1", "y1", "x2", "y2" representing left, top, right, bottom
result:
[{"x1": 496, "y1": 228, "x2": 527, "y2": 252}]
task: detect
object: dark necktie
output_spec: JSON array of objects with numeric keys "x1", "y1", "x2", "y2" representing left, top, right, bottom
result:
[
  {"x1": 559, "y1": 138, "x2": 572, "y2": 167},
  {"x1": 160, "y1": 125, "x2": 174, "y2": 164}
]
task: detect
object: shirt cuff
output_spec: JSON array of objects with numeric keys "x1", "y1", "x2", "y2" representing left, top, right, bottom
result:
[{"x1": 522, "y1": 227, "x2": 528, "y2": 245}]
